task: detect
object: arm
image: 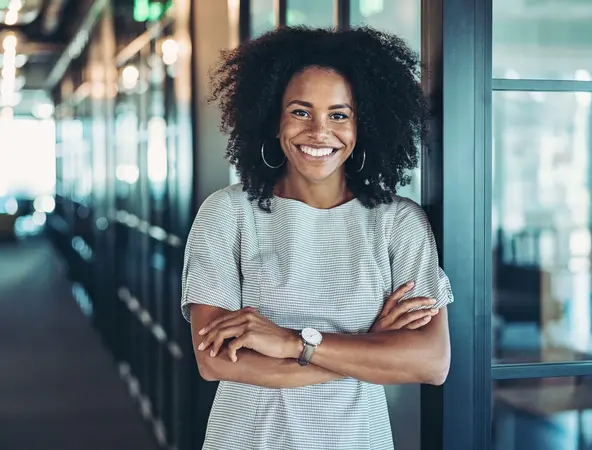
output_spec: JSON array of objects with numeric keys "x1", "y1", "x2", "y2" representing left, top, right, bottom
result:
[
  {"x1": 190, "y1": 304, "x2": 345, "y2": 388},
  {"x1": 195, "y1": 289, "x2": 443, "y2": 387},
  {"x1": 286, "y1": 306, "x2": 450, "y2": 385}
]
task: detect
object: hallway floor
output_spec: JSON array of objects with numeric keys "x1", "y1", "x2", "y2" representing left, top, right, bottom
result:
[{"x1": 0, "y1": 238, "x2": 159, "y2": 450}]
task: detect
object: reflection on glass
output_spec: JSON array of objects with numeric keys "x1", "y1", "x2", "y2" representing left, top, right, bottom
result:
[
  {"x1": 287, "y1": 0, "x2": 333, "y2": 27},
  {"x1": 493, "y1": 1, "x2": 592, "y2": 80},
  {"x1": 115, "y1": 103, "x2": 140, "y2": 197},
  {"x1": 147, "y1": 117, "x2": 168, "y2": 184},
  {"x1": 350, "y1": 0, "x2": 420, "y2": 53},
  {"x1": 493, "y1": 377, "x2": 592, "y2": 450},
  {"x1": 251, "y1": 0, "x2": 275, "y2": 37},
  {"x1": 492, "y1": 90, "x2": 592, "y2": 364}
]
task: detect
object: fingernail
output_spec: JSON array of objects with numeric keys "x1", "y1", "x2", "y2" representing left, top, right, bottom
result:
[
  {"x1": 430, "y1": 308, "x2": 439, "y2": 314},
  {"x1": 198, "y1": 342, "x2": 204, "y2": 351},
  {"x1": 198, "y1": 328, "x2": 206, "y2": 335},
  {"x1": 407, "y1": 281, "x2": 415, "y2": 288},
  {"x1": 210, "y1": 349, "x2": 215, "y2": 357}
]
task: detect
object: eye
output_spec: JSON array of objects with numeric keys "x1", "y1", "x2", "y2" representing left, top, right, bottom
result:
[
  {"x1": 291, "y1": 109, "x2": 309, "y2": 118},
  {"x1": 330, "y1": 112, "x2": 349, "y2": 120}
]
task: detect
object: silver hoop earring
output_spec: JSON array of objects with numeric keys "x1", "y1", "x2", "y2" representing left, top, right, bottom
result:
[
  {"x1": 261, "y1": 140, "x2": 285, "y2": 169},
  {"x1": 351, "y1": 149, "x2": 366, "y2": 173}
]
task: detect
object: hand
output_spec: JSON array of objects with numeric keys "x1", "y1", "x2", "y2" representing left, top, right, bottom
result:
[
  {"x1": 370, "y1": 281, "x2": 440, "y2": 332},
  {"x1": 196, "y1": 307, "x2": 300, "y2": 362}
]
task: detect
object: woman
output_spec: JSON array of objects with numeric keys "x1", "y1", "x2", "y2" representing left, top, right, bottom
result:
[{"x1": 181, "y1": 27, "x2": 453, "y2": 450}]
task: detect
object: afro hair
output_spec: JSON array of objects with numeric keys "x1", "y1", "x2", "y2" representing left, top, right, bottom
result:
[{"x1": 208, "y1": 26, "x2": 428, "y2": 211}]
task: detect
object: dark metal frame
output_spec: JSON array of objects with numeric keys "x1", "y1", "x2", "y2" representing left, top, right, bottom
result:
[
  {"x1": 274, "y1": 0, "x2": 287, "y2": 27},
  {"x1": 419, "y1": 0, "x2": 444, "y2": 448},
  {"x1": 334, "y1": 0, "x2": 350, "y2": 30},
  {"x1": 493, "y1": 362, "x2": 592, "y2": 380},
  {"x1": 440, "y1": 0, "x2": 492, "y2": 448},
  {"x1": 493, "y1": 79, "x2": 592, "y2": 92}
]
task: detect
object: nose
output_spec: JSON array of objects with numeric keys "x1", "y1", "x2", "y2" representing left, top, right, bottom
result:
[{"x1": 307, "y1": 116, "x2": 330, "y2": 142}]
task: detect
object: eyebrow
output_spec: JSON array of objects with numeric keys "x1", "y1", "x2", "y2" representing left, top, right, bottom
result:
[{"x1": 286, "y1": 100, "x2": 354, "y2": 111}]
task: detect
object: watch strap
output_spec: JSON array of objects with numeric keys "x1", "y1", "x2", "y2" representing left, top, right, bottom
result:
[{"x1": 297, "y1": 342, "x2": 316, "y2": 366}]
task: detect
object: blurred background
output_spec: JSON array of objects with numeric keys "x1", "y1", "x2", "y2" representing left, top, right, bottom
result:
[{"x1": 0, "y1": 0, "x2": 592, "y2": 450}]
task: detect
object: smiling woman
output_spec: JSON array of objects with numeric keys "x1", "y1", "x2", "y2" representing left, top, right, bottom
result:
[{"x1": 181, "y1": 26, "x2": 453, "y2": 450}]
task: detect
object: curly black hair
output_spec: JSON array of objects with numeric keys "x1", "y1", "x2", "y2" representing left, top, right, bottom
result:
[{"x1": 208, "y1": 26, "x2": 428, "y2": 212}]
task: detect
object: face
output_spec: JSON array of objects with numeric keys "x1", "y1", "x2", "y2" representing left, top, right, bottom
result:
[{"x1": 278, "y1": 66, "x2": 357, "y2": 183}]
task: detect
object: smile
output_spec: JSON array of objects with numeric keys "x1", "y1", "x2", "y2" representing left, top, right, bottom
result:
[{"x1": 298, "y1": 145, "x2": 338, "y2": 157}]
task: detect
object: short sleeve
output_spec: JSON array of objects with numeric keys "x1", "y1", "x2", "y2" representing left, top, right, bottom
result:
[
  {"x1": 180, "y1": 189, "x2": 242, "y2": 322},
  {"x1": 389, "y1": 198, "x2": 453, "y2": 310}
]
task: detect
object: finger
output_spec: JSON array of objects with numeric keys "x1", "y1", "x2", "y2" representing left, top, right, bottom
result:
[
  {"x1": 198, "y1": 310, "x2": 241, "y2": 336},
  {"x1": 198, "y1": 306, "x2": 256, "y2": 335},
  {"x1": 197, "y1": 325, "x2": 245, "y2": 355},
  {"x1": 210, "y1": 325, "x2": 247, "y2": 357},
  {"x1": 379, "y1": 281, "x2": 415, "y2": 319},
  {"x1": 381, "y1": 297, "x2": 436, "y2": 327},
  {"x1": 405, "y1": 315, "x2": 433, "y2": 330},
  {"x1": 391, "y1": 308, "x2": 438, "y2": 329},
  {"x1": 227, "y1": 332, "x2": 252, "y2": 362},
  {"x1": 395, "y1": 297, "x2": 437, "y2": 315}
]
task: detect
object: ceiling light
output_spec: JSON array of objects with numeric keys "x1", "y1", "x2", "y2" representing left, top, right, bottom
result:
[
  {"x1": 0, "y1": 106, "x2": 13, "y2": 119},
  {"x1": 8, "y1": 0, "x2": 23, "y2": 12},
  {"x1": 2, "y1": 34, "x2": 17, "y2": 50},
  {"x1": 32, "y1": 103, "x2": 54, "y2": 120},
  {"x1": 4, "y1": 9, "x2": 18, "y2": 25},
  {"x1": 161, "y1": 38, "x2": 178, "y2": 65},
  {"x1": 122, "y1": 65, "x2": 139, "y2": 90}
]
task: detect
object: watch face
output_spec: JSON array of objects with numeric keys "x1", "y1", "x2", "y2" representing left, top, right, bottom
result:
[{"x1": 301, "y1": 327, "x2": 322, "y2": 346}]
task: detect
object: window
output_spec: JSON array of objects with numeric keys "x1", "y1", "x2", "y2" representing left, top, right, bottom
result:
[
  {"x1": 286, "y1": 0, "x2": 333, "y2": 27},
  {"x1": 493, "y1": 0, "x2": 592, "y2": 81},
  {"x1": 251, "y1": 0, "x2": 275, "y2": 37}
]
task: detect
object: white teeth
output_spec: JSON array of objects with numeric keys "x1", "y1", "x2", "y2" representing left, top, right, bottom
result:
[{"x1": 299, "y1": 146, "x2": 334, "y2": 157}]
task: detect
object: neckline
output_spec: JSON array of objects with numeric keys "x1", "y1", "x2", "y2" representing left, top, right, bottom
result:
[{"x1": 272, "y1": 195, "x2": 359, "y2": 212}]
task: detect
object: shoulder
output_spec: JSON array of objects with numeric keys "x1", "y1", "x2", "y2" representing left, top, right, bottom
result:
[
  {"x1": 198, "y1": 183, "x2": 249, "y2": 216},
  {"x1": 189, "y1": 185, "x2": 249, "y2": 239},
  {"x1": 377, "y1": 195, "x2": 429, "y2": 227},
  {"x1": 375, "y1": 195, "x2": 432, "y2": 242}
]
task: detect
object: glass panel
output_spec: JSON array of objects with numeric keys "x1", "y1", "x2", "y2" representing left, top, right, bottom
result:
[
  {"x1": 493, "y1": 0, "x2": 592, "y2": 80},
  {"x1": 350, "y1": 0, "x2": 420, "y2": 53},
  {"x1": 493, "y1": 377, "x2": 592, "y2": 450},
  {"x1": 251, "y1": 0, "x2": 275, "y2": 37},
  {"x1": 492, "y1": 90, "x2": 592, "y2": 364},
  {"x1": 286, "y1": 0, "x2": 334, "y2": 27}
]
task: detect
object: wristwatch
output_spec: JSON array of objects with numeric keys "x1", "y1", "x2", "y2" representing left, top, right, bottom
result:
[{"x1": 298, "y1": 327, "x2": 323, "y2": 366}]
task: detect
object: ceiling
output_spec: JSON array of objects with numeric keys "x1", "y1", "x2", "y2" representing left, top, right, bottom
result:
[{"x1": 0, "y1": 0, "x2": 81, "y2": 116}]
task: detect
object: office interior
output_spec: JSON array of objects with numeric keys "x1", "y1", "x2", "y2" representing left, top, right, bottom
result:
[{"x1": 1, "y1": 0, "x2": 592, "y2": 449}]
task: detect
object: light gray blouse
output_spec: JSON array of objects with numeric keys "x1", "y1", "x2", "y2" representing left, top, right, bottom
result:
[{"x1": 181, "y1": 183, "x2": 453, "y2": 450}]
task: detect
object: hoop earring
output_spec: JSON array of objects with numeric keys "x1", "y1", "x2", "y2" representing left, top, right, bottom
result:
[
  {"x1": 350, "y1": 149, "x2": 366, "y2": 173},
  {"x1": 261, "y1": 140, "x2": 285, "y2": 169}
]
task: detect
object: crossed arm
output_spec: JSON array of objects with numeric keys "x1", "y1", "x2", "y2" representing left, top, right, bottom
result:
[
  {"x1": 189, "y1": 286, "x2": 450, "y2": 388},
  {"x1": 190, "y1": 304, "x2": 343, "y2": 388}
]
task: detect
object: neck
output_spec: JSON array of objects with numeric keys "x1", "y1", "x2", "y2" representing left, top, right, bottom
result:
[{"x1": 276, "y1": 168, "x2": 352, "y2": 209}]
